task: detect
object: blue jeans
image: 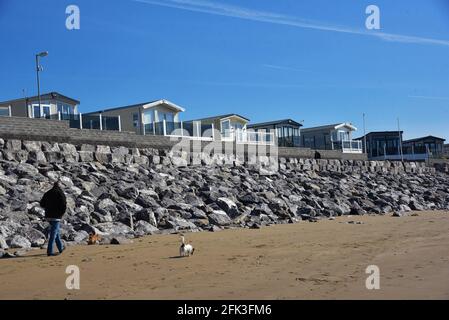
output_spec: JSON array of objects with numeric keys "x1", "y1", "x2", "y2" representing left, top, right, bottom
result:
[{"x1": 47, "y1": 221, "x2": 64, "y2": 255}]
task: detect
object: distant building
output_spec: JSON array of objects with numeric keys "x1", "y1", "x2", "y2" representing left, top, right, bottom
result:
[
  {"x1": 444, "y1": 144, "x2": 449, "y2": 156},
  {"x1": 356, "y1": 131, "x2": 403, "y2": 160},
  {"x1": 402, "y1": 136, "x2": 446, "y2": 160},
  {"x1": 87, "y1": 99, "x2": 185, "y2": 134},
  {"x1": 0, "y1": 92, "x2": 79, "y2": 119},
  {"x1": 247, "y1": 119, "x2": 302, "y2": 147},
  {"x1": 191, "y1": 114, "x2": 250, "y2": 142},
  {"x1": 301, "y1": 122, "x2": 363, "y2": 154}
]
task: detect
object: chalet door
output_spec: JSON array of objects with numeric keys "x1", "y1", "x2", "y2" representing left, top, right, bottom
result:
[
  {"x1": 323, "y1": 133, "x2": 330, "y2": 150},
  {"x1": 33, "y1": 105, "x2": 41, "y2": 118}
]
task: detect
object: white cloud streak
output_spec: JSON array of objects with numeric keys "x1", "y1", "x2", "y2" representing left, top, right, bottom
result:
[
  {"x1": 408, "y1": 95, "x2": 449, "y2": 100},
  {"x1": 262, "y1": 64, "x2": 312, "y2": 73},
  {"x1": 131, "y1": 0, "x2": 449, "y2": 48}
]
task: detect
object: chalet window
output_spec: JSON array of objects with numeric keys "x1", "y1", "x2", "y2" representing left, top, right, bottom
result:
[
  {"x1": 0, "y1": 107, "x2": 9, "y2": 117},
  {"x1": 57, "y1": 103, "x2": 74, "y2": 115},
  {"x1": 221, "y1": 119, "x2": 231, "y2": 137},
  {"x1": 143, "y1": 110, "x2": 154, "y2": 124}
]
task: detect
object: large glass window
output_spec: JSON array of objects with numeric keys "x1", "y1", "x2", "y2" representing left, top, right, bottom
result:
[
  {"x1": 276, "y1": 127, "x2": 282, "y2": 138},
  {"x1": 332, "y1": 131, "x2": 338, "y2": 141},
  {"x1": 234, "y1": 122, "x2": 243, "y2": 131},
  {"x1": 57, "y1": 103, "x2": 74, "y2": 116},
  {"x1": 293, "y1": 128, "x2": 299, "y2": 137},
  {"x1": 338, "y1": 130, "x2": 350, "y2": 141},
  {"x1": 0, "y1": 107, "x2": 9, "y2": 117},
  {"x1": 143, "y1": 110, "x2": 154, "y2": 124},
  {"x1": 159, "y1": 112, "x2": 174, "y2": 122},
  {"x1": 221, "y1": 120, "x2": 231, "y2": 137}
]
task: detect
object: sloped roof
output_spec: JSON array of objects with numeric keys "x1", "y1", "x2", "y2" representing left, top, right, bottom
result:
[
  {"x1": 88, "y1": 99, "x2": 185, "y2": 113},
  {"x1": 354, "y1": 131, "x2": 404, "y2": 140},
  {"x1": 301, "y1": 122, "x2": 357, "y2": 132},
  {"x1": 189, "y1": 113, "x2": 250, "y2": 122},
  {"x1": 0, "y1": 92, "x2": 80, "y2": 105},
  {"x1": 403, "y1": 135, "x2": 446, "y2": 143},
  {"x1": 247, "y1": 119, "x2": 303, "y2": 128}
]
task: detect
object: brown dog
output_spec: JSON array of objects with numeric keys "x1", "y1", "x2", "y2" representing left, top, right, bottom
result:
[{"x1": 88, "y1": 233, "x2": 101, "y2": 245}]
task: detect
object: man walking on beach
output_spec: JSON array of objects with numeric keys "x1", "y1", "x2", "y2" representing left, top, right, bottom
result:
[{"x1": 40, "y1": 181, "x2": 67, "y2": 256}]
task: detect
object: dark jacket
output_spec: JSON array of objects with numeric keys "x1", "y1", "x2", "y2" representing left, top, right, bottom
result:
[{"x1": 40, "y1": 183, "x2": 67, "y2": 220}]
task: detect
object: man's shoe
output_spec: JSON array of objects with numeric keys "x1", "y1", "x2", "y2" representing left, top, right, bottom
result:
[{"x1": 47, "y1": 253, "x2": 60, "y2": 257}]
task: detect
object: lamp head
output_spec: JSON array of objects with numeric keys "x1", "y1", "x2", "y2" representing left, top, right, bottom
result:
[{"x1": 37, "y1": 51, "x2": 48, "y2": 57}]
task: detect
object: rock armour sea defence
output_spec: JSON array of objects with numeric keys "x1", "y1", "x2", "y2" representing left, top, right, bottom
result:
[{"x1": 0, "y1": 139, "x2": 448, "y2": 255}]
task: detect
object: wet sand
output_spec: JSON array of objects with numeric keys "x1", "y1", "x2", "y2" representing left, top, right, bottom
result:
[{"x1": 1, "y1": 211, "x2": 449, "y2": 300}]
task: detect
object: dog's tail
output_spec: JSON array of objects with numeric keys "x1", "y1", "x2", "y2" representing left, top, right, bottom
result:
[{"x1": 180, "y1": 235, "x2": 185, "y2": 245}]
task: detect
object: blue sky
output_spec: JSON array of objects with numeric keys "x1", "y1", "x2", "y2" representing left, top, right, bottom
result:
[{"x1": 1, "y1": 0, "x2": 449, "y2": 140}]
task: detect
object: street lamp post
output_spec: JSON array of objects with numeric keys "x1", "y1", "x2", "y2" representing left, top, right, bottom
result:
[
  {"x1": 35, "y1": 51, "x2": 48, "y2": 114},
  {"x1": 363, "y1": 113, "x2": 367, "y2": 154},
  {"x1": 397, "y1": 117, "x2": 404, "y2": 162}
]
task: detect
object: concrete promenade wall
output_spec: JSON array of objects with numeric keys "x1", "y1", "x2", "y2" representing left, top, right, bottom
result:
[{"x1": 0, "y1": 116, "x2": 367, "y2": 160}]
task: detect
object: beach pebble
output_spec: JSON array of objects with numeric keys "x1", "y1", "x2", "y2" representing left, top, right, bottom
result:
[{"x1": 110, "y1": 237, "x2": 134, "y2": 245}]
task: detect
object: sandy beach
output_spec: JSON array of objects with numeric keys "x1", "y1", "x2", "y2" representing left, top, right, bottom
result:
[{"x1": 1, "y1": 211, "x2": 449, "y2": 300}]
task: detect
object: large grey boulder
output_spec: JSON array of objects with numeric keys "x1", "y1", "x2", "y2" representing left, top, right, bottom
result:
[
  {"x1": 0, "y1": 174, "x2": 18, "y2": 186},
  {"x1": 28, "y1": 151, "x2": 47, "y2": 164},
  {"x1": 135, "y1": 209, "x2": 158, "y2": 227},
  {"x1": 20, "y1": 227, "x2": 46, "y2": 247},
  {"x1": 95, "y1": 198, "x2": 118, "y2": 214},
  {"x1": 95, "y1": 152, "x2": 112, "y2": 163},
  {"x1": 94, "y1": 222, "x2": 133, "y2": 236},
  {"x1": 171, "y1": 157, "x2": 188, "y2": 167},
  {"x1": 7, "y1": 235, "x2": 32, "y2": 249},
  {"x1": 78, "y1": 151, "x2": 94, "y2": 162},
  {"x1": 112, "y1": 146, "x2": 129, "y2": 156},
  {"x1": 134, "y1": 220, "x2": 159, "y2": 236},
  {"x1": 96, "y1": 145, "x2": 111, "y2": 153},
  {"x1": 80, "y1": 144, "x2": 96, "y2": 152},
  {"x1": 14, "y1": 163, "x2": 39, "y2": 177},
  {"x1": 217, "y1": 197, "x2": 239, "y2": 218},
  {"x1": 6, "y1": 140, "x2": 22, "y2": 151},
  {"x1": 41, "y1": 142, "x2": 60, "y2": 152},
  {"x1": 208, "y1": 210, "x2": 231, "y2": 226},
  {"x1": 0, "y1": 235, "x2": 8, "y2": 249},
  {"x1": 169, "y1": 217, "x2": 198, "y2": 230},
  {"x1": 60, "y1": 143, "x2": 79, "y2": 162},
  {"x1": 23, "y1": 141, "x2": 42, "y2": 152}
]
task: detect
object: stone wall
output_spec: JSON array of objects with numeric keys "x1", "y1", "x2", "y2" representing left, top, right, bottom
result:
[{"x1": 0, "y1": 138, "x2": 431, "y2": 174}]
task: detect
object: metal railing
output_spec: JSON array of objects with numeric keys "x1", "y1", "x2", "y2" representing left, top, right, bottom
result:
[
  {"x1": 143, "y1": 120, "x2": 214, "y2": 141},
  {"x1": 236, "y1": 129, "x2": 275, "y2": 145},
  {"x1": 333, "y1": 140, "x2": 363, "y2": 154},
  {"x1": 17, "y1": 111, "x2": 122, "y2": 131}
]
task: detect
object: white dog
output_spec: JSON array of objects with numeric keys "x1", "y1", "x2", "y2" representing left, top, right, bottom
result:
[{"x1": 179, "y1": 235, "x2": 195, "y2": 257}]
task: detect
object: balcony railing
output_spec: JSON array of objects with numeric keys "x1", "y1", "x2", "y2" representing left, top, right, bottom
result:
[
  {"x1": 333, "y1": 140, "x2": 363, "y2": 154},
  {"x1": 142, "y1": 122, "x2": 274, "y2": 145},
  {"x1": 236, "y1": 129, "x2": 275, "y2": 145},
  {"x1": 6, "y1": 111, "x2": 123, "y2": 131},
  {"x1": 143, "y1": 121, "x2": 214, "y2": 141}
]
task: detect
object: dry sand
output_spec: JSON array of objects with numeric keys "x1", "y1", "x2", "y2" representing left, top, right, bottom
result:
[{"x1": 1, "y1": 211, "x2": 449, "y2": 300}]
